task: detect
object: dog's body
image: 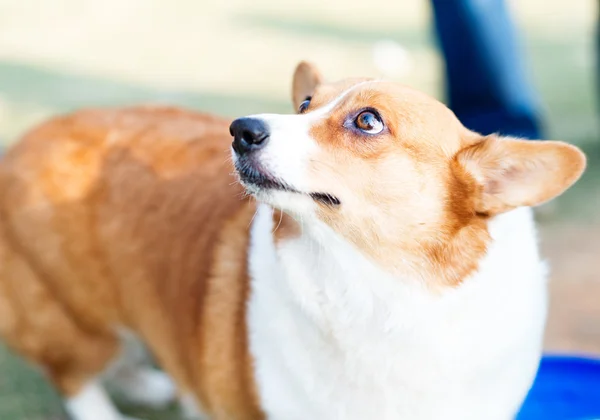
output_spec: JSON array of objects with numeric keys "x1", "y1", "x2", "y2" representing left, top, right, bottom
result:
[
  {"x1": 0, "y1": 63, "x2": 585, "y2": 420},
  {"x1": 0, "y1": 108, "x2": 262, "y2": 419}
]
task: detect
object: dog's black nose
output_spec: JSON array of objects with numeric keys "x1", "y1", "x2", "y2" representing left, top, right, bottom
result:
[{"x1": 230, "y1": 118, "x2": 270, "y2": 156}]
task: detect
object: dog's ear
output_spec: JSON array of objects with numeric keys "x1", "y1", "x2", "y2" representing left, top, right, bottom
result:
[
  {"x1": 456, "y1": 135, "x2": 586, "y2": 215},
  {"x1": 292, "y1": 61, "x2": 322, "y2": 111}
]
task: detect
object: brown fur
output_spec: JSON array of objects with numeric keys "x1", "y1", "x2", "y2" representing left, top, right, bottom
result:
[
  {"x1": 272, "y1": 209, "x2": 301, "y2": 244},
  {"x1": 0, "y1": 106, "x2": 263, "y2": 418}
]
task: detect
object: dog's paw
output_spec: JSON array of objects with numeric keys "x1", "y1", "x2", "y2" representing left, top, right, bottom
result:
[
  {"x1": 179, "y1": 393, "x2": 207, "y2": 419},
  {"x1": 113, "y1": 367, "x2": 177, "y2": 409}
]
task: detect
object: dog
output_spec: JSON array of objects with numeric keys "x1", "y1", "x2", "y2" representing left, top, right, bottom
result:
[{"x1": 0, "y1": 62, "x2": 585, "y2": 420}]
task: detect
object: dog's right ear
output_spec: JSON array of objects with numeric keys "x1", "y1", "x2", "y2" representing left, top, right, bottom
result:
[{"x1": 292, "y1": 61, "x2": 322, "y2": 111}]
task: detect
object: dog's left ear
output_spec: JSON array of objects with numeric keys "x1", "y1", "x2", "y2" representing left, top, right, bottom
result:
[
  {"x1": 456, "y1": 135, "x2": 586, "y2": 215},
  {"x1": 292, "y1": 61, "x2": 322, "y2": 111}
]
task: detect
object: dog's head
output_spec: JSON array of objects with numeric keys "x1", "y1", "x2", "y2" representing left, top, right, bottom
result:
[{"x1": 231, "y1": 62, "x2": 586, "y2": 285}]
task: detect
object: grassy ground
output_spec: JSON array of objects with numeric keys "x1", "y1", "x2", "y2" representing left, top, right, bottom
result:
[{"x1": 0, "y1": 0, "x2": 598, "y2": 418}]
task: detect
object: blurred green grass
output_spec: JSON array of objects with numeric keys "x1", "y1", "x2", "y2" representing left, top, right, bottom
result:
[{"x1": 0, "y1": 1, "x2": 598, "y2": 419}]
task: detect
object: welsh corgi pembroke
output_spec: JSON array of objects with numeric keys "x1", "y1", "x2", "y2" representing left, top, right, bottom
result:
[{"x1": 0, "y1": 62, "x2": 586, "y2": 420}]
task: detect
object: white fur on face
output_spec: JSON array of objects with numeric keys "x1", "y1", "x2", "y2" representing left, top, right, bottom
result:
[
  {"x1": 233, "y1": 112, "x2": 320, "y2": 213},
  {"x1": 232, "y1": 82, "x2": 373, "y2": 214}
]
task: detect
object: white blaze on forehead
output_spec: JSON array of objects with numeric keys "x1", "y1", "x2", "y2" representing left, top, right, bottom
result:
[
  {"x1": 306, "y1": 79, "x2": 380, "y2": 119},
  {"x1": 246, "y1": 79, "x2": 379, "y2": 125}
]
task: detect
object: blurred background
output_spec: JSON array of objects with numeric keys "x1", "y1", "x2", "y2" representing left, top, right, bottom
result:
[{"x1": 0, "y1": 0, "x2": 598, "y2": 418}]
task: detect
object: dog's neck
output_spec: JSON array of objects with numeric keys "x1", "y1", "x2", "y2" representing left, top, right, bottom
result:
[
  {"x1": 248, "y1": 203, "x2": 541, "y2": 337},
  {"x1": 276, "y1": 209, "x2": 432, "y2": 330}
]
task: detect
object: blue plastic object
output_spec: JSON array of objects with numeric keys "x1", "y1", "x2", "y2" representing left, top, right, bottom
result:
[{"x1": 517, "y1": 355, "x2": 600, "y2": 420}]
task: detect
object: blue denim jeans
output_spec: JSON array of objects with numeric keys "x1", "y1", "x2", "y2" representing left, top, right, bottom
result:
[{"x1": 431, "y1": 0, "x2": 542, "y2": 139}]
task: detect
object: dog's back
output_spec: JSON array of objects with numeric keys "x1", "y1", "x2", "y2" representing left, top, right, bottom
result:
[{"x1": 0, "y1": 106, "x2": 262, "y2": 419}]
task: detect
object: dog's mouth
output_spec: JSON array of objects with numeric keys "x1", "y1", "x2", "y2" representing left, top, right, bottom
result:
[
  {"x1": 308, "y1": 192, "x2": 341, "y2": 206},
  {"x1": 234, "y1": 160, "x2": 341, "y2": 207}
]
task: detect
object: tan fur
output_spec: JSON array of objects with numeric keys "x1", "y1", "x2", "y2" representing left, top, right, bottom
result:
[
  {"x1": 301, "y1": 80, "x2": 491, "y2": 285},
  {"x1": 457, "y1": 136, "x2": 586, "y2": 215},
  {"x1": 0, "y1": 106, "x2": 262, "y2": 418}
]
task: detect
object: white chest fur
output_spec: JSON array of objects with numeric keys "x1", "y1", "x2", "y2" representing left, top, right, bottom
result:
[{"x1": 247, "y1": 205, "x2": 547, "y2": 420}]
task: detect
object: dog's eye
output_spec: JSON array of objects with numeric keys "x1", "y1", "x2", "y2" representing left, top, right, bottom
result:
[
  {"x1": 298, "y1": 97, "x2": 311, "y2": 114},
  {"x1": 354, "y1": 110, "x2": 384, "y2": 134}
]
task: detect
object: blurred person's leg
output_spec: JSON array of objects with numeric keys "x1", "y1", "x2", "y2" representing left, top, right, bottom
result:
[{"x1": 431, "y1": 0, "x2": 543, "y2": 139}]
